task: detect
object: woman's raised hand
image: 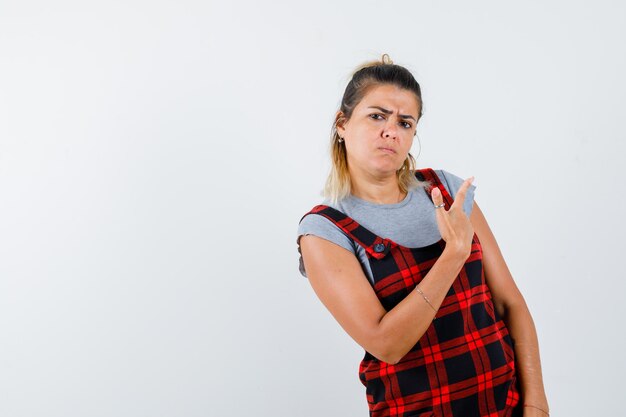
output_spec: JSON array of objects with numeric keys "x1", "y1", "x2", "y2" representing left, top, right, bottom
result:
[{"x1": 431, "y1": 177, "x2": 475, "y2": 259}]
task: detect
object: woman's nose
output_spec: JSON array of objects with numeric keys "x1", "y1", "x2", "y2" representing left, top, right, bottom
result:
[{"x1": 383, "y1": 122, "x2": 398, "y2": 139}]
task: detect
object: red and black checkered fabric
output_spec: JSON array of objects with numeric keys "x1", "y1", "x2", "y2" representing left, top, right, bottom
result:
[{"x1": 301, "y1": 168, "x2": 521, "y2": 417}]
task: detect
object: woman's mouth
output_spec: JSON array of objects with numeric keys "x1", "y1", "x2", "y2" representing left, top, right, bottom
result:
[{"x1": 379, "y1": 147, "x2": 396, "y2": 154}]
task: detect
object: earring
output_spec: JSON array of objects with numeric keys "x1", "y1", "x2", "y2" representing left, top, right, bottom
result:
[
  {"x1": 338, "y1": 137, "x2": 344, "y2": 142},
  {"x1": 414, "y1": 133, "x2": 422, "y2": 159}
]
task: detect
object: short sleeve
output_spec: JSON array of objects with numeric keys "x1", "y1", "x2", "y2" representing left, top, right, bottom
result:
[
  {"x1": 435, "y1": 169, "x2": 476, "y2": 216},
  {"x1": 296, "y1": 214, "x2": 356, "y2": 278}
]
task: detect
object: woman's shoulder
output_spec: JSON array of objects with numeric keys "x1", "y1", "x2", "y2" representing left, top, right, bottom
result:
[
  {"x1": 297, "y1": 197, "x2": 340, "y2": 224},
  {"x1": 412, "y1": 167, "x2": 457, "y2": 184},
  {"x1": 296, "y1": 204, "x2": 357, "y2": 278},
  {"x1": 433, "y1": 168, "x2": 475, "y2": 190},
  {"x1": 297, "y1": 195, "x2": 353, "y2": 238}
]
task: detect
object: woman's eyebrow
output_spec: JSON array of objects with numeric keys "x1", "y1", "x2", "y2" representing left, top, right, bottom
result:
[{"x1": 367, "y1": 106, "x2": 416, "y2": 121}]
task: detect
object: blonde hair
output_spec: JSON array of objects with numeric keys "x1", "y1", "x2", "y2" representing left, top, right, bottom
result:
[{"x1": 323, "y1": 54, "x2": 429, "y2": 204}]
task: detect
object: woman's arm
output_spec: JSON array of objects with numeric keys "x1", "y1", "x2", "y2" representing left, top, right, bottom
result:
[
  {"x1": 299, "y1": 179, "x2": 475, "y2": 365},
  {"x1": 299, "y1": 234, "x2": 466, "y2": 364},
  {"x1": 470, "y1": 202, "x2": 550, "y2": 416}
]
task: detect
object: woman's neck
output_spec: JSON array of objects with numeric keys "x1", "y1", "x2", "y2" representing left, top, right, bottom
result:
[{"x1": 349, "y1": 171, "x2": 405, "y2": 205}]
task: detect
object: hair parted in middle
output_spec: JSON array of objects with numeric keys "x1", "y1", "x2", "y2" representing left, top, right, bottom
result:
[{"x1": 323, "y1": 54, "x2": 430, "y2": 204}]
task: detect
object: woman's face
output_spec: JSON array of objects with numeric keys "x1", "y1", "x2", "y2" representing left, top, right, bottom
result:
[{"x1": 337, "y1": 84, "x2": 420, "y2": 177}]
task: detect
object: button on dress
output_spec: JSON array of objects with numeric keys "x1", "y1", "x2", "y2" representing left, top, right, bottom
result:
[{"x1": 299, "y1": 168, "x2": 522, "y2": 417}]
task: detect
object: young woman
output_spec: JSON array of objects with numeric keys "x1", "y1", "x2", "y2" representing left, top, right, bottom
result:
[{"x1": 296, "y1": 55, "x2": 549, "y2": 417}]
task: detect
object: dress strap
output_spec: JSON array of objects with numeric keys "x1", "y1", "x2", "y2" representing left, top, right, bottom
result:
[
  {"x1": 416, "y1": 168, "x2": 455, "y2": 209},
  {"x1": 299, "y1": 204, "x2": 393, "y2": 260}
]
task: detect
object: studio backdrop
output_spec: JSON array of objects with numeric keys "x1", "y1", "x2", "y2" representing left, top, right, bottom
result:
[{"x1": 1, "y1": 1, "x2": 624, "y2": 416}]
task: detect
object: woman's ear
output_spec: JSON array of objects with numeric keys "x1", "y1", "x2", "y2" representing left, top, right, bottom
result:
[{"x1": 335, "y1": 111, "x2": 347, "y2": 136}]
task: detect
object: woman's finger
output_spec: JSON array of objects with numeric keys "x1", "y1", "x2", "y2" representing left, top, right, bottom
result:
[
  {"x1": 451, "y1": 176, "x2": 474, "y2": 210},
  {"x1": 431, "y1": 184, "x2": 445, "y2": 210}
]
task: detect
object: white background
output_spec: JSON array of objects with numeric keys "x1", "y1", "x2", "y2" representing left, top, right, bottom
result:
[{"x1": 1, "y1": 1, "x2": 624, "y2": 416}]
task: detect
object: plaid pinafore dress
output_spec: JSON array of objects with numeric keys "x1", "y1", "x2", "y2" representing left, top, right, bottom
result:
[{"x1": 300, "y1": 168, "x2": 522, "y2": 417}]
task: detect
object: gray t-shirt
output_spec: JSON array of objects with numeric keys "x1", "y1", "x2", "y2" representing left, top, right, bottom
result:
[{"x1": 296, "y1": 169, "x2": 476, "y2": 284}]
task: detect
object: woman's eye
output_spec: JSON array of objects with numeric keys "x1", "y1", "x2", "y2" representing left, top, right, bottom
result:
[{"x1": 370, "y1": 114, "x2": 411, "y2": 129}]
